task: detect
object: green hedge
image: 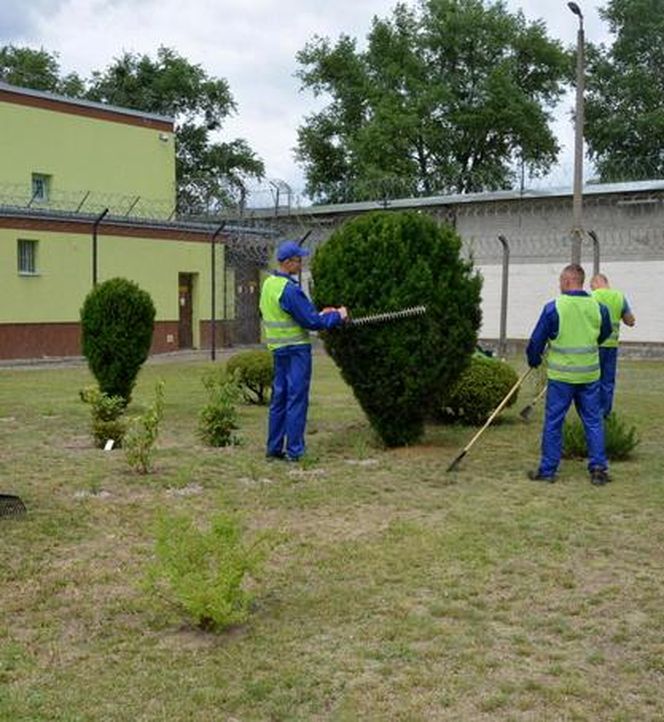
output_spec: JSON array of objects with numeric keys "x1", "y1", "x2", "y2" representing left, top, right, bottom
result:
[
  {"x1": 437, "y1": 355, "x2": 519, "y2": 426},
  {"x1": 80, "y1": 278, "x2": 155, "y2": 404},
  {"x1": 226, "y1": 350, "x2": 273, "y2": 405},
  {"x1": 311, "y1": 210, "x2": 481, "y2": 447}
]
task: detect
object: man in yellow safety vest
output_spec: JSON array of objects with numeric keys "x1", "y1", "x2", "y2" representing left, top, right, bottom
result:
[
  {"x1": 590, "y1": 273, "x2": 636, "y2": 418},
  {"x1": 526, "y1": 264, "x2": 613, "y2": 485},
  {"x1": 260, "y1": 240, "x2": 348, "y2": 462}
]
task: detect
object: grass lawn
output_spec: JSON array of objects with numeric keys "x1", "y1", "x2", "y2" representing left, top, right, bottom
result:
[{"x1": 1, "y1": 351, "x2": 663, "y2": 721}]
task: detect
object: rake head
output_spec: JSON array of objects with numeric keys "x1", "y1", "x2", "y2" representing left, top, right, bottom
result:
[
  {"x1": 0, "y1": 494, "x2": 27, "y2": 519},
  {"x1": 519, "y1": 404, "x2": 535, "y2": 421}
]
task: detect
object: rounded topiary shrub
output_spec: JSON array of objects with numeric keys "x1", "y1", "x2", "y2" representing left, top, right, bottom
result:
[
  {"x1": 311, "y1": 210, "x2": 482, "y2": 446},
  {"x1": 226, "y1": 350, "x2": 273, "y2": 405},
  {"x1": 80, "y1": 278, "x2": 156, "y2": 404},
  {"x1": 437, "y1": 355, "x2": 519, "y2": 426}
]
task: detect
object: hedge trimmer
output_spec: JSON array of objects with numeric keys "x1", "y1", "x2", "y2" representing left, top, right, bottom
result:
[{"x1": 345, "y1": 305, "x2": 427, "y2": 327}]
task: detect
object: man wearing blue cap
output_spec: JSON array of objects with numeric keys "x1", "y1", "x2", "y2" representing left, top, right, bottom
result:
[{"x1": 260, "y1": 240, "x2": 348, "y2": 461}]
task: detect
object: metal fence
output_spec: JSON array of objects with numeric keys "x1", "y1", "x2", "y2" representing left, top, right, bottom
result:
[{"x1": 5, "y1": 175, "x2": 662, "y2": 354}]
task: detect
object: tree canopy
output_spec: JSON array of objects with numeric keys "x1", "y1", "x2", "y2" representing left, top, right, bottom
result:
[
  {"x1": 0, "y1": 45, "x2": 264, "y2": 214},
  {"x1": 585, "y1": 0, "x2": 664, "y2": 182},
  {"x1": 0, "y1": 45, "x2": 85, "y2": 96},
  {"x1": 295, "y1": 0, "x2": 569, "y2": 203}
]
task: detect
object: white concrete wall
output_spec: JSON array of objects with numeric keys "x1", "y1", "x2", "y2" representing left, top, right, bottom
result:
[{"x1": 478, "y1": 261, "x2": 658, "y2": 342}]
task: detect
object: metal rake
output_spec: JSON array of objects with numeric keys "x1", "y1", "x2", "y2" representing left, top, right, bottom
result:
[{"x1": 0, "y1": 493, "x2": 27, "y2": 519}]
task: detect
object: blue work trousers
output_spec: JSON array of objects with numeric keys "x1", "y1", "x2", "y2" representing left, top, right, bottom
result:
[
  {"x1": 598, "y1": 347, "x2": 618, "y2": 418},
  {"x1": 538, "y1": 379, "x2": 607, "y2": 478},
  {"x1": 266, "y1": 345, "x2": 312, "y2": 460}
]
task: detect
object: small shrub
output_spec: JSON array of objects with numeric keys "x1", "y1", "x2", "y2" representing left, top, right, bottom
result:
[
  {"x1": 80, "y1": 386, "x2": 127, "y2": 448},
  {"x1": 198, "y1": 369, "x2": 241, "y2": 447},
  {"x1": 563, "y1": 412, "x2": 640, "y2": 461},
  {"x1": 437, "y1": 355, "x2": 519, "y2": 425},
  {"x1": 80, "y1": 277, "x2": 156, "y2": 405},
  {"x1": 226, "y1": 350, "x2": 273, "y2": 405},
  {"x1": 124, "y1": 381, "x2": 165, "y2": 474},
  {"x1": 146, "y1": 511, "x2": 269, "y2": 632}
]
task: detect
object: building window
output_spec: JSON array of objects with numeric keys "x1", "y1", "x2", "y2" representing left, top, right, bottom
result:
[
  {"x1": 31, "y1": 174, "x2": 50, "y2": 202},
  {"x1": 17, "y1": 239, "x2": 38, "y2": 275}
]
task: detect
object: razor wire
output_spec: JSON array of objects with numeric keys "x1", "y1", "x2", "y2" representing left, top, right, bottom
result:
[{"x1": 0, "y1": 181, "x2": 176, "y2": 221}]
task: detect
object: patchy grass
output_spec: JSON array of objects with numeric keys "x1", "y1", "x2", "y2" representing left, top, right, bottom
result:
[{"x1": 1, "y1": 353, "x2": 664, "y2": 721}]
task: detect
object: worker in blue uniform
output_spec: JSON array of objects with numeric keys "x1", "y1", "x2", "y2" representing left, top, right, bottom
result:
[
  {"x1": 526, "y1": 264, "x2": 613, "y2": 485},
  {"x1": 260, "y1": 240, "x2": 348, "y2": 462},
  {"x1": 590, "y1": 273, "x2": 636, "y2": 418}
]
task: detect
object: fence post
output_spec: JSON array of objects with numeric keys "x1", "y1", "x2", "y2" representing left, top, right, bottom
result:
[
  {"x1": 92, "y1": 208, "x2": 109, "y2": 287},
  {"x1": 210, "y1": 222, "x2": 226, "y2": 361},
  {"x1": 588, "y1": 229, "x2": 600, "y2": 277},
  {"x1": 497, "y1": 235, "x2": 510, "y2": 359}
]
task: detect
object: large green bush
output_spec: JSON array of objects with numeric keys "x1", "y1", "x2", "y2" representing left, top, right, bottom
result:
[
  {"x1": 311, "y1": 210, "x2": 482, "y2": 446},
  {"x1": 80, "y1": 278, "x2": 156, "y2": 404},
  {"x1": 226, "y1": 350, "x2": 273, "y2": 405},
  {"x1": 437, "y1": 355, "x2": 519, "y2": 426}
]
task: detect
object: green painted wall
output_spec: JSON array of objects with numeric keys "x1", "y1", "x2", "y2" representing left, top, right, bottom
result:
[
  {"x1": 1, "y1": 229, "x2": 229, "y2": 345},
  {"x1": 0, "y1": 101, "x2": 176, "y2": 213}
]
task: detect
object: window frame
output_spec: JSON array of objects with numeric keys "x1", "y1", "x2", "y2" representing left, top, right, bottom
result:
[
  {"x1": 31, "y1": 173, "x2": 51, "y2": 203},
  {"x1": 17, "y1": 239, "x2": 39, "y2": 276}
]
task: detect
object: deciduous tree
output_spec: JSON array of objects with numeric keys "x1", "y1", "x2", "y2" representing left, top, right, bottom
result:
[
  {"x1": 295, "y1": 0, "x2": 569, "y2": 203},
  {"x1": 86, "y1": 47, "x2": 264, "y2": 213},
  {"x1": 585, "y1": 0, "x2": 664, "y2": 182}
]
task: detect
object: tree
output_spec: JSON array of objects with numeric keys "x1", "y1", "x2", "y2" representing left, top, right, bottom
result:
[
  {"x1": 80, "y1": 277, "x2": 156, "y2": 404},
  {"x1": 0, "y1": 44, "x2": 264, "y2": 213},
  {"x1": 295, "y1": 0, "x2": 569, "y2": 203},
  {"x1": 584, "y1": 0, "x2": 664, "y2": 182},
  {"x1": 311, "y1": 210, "x2": 482, "y2": 446},
  {"x1": 0, "y1": 45, "x2": 84, "y2": 95},
  {"x1": 86, "y1": 47, "x2": 264, "y2": 213}
]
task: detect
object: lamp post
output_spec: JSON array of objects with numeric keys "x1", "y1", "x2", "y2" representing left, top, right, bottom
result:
[{"x1": 568, "y1": 1, "x2": 585, "y2": 265}]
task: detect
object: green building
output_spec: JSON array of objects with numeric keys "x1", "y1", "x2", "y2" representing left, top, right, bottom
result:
[{"x1": 0, "y1": 81, "x2": 263, "y2": 360}]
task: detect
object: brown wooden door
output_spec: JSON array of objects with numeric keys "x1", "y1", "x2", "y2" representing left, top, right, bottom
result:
[
  {"x1": 234, "y1": 266, "x2": 261, "y2": 344},
  {"x1": 178, "y1": 273, "x2": 193, "y2": 349}
]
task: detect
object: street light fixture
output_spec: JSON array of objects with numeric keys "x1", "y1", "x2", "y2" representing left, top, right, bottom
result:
[{"x1": 568, "y1": 1, "x2": 585, "y2": 265}]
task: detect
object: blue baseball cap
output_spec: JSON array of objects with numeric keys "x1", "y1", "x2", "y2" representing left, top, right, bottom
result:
[{"x1": 276, "y1": 240, "x2": 311, "y2": 263}]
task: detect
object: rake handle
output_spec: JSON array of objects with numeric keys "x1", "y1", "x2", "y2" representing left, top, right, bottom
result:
[
  {"x1": 446, "y1": 367, "x2": 534, "y2": 473},
  {"x1": 519, "y1": 385, "x2": 547, "y2": 420}
]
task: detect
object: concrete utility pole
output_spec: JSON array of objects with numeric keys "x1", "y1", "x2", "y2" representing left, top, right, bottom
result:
[{"x1": 569, "y1": 1, "x2": 585, "y2": 265}]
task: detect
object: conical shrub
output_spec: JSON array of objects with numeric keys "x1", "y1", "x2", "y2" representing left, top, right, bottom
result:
[
  {"x1": 81, "y1": 277, "x2": 155, "y2": 404},
  {"x1": 311, "y1": 210, "x2": 482, "y2": 446}
]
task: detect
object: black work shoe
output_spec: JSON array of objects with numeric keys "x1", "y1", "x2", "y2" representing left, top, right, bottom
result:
[
  {"x1": 527, "y1": 470, "x2": 556, "y2": 483},
  {"x1": 590, "y1": 468, "x2": 610, "y2": 486},
  {"x1": 265, "y1": 452, "x2": 286, "y2": 461}
]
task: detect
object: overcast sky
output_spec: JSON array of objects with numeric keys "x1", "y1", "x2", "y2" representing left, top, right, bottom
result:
[{"x1": 1, "y1": 0, "x2": 612, "y2": 199}]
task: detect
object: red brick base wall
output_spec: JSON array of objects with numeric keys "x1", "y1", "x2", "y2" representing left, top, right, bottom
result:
[{"x1": 0, "y1": 321, "x2": 181, "y2": 360}]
